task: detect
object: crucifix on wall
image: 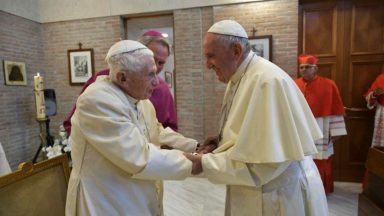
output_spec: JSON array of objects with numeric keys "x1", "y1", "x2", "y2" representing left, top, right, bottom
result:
[{"x1": 251, "y1": 26, "x2": 257, "y2": 37}]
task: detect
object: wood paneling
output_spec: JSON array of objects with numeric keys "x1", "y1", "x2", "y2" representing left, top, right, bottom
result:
[
  {"x1": 302, "y1": 6, "x2": 337, "y2": 55},
  {"x1": 351, "y1": 3, "x2": 384, "y2": 54},
  {"x1": 300, "y1": 0, "x2": 384, "y2": 182}
]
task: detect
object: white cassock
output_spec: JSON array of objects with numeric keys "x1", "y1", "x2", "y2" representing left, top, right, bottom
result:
[
  {"x1": 65, "y1": 77, "x2": 197, "y2": 216},
  {"x1": 0, "y1": 142, "x2": 11, "y2": 176},
  {"x1": 201, "y1": 52, "x2": 329, "y2": 216}
]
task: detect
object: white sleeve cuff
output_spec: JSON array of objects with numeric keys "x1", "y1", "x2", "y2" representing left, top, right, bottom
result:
[{"x1": 132, "y1": 144, "x2": 192, "y2": 180}]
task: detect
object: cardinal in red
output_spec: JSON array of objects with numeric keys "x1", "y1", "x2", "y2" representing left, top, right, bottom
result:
[{"x1": 295, "y1": 54, "x2": 347, "y2": 194}]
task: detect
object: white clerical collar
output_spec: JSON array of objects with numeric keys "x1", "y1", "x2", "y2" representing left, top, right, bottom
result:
[
  {"x1": 98, "y1": 76, "x2": 139, "y2": 107},
  {"x1": 230, "y1": 51, "x2": 255, "y2": 84},
  {"x1": 126, "y1": 94, "x2": 139, "y2": 108}
]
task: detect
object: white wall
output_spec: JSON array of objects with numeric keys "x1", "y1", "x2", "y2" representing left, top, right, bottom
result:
[
  {"x1": 0, "y1": 0, "x2": 261, "y2": 23},
  {"x1": 0, "y1": 0, "x2": 40, "y2": 21}
]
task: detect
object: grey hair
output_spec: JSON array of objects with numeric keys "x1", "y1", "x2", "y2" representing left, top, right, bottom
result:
[
  {"x1": 137, "y1": 35, "x2": 171, "y2": 55},
  {"x1": 107, "y1": 48, "x2": 154, "y2": 82},
  {"x1": 215, "y1": 34, "x2": 251, "y2": 55}
]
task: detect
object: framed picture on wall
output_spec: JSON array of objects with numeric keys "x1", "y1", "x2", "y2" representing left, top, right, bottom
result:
[
  {"x1": 249, "y1": 35, "x2": 272, "y2": 61},
  {"x1": 67, "y1": 48, "x2": 94, "y2": 85},
  {"x1": 3, "y1": 60, "x2": 27, "y2": 86}
]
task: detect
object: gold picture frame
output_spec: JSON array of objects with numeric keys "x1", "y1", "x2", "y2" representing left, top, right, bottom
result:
[{"x1": 3, "y1": 60, "x2": 27, "y2": 86}]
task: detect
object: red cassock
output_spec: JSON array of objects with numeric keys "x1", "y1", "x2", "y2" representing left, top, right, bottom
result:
[
  {"x1": 295, "y1": 75, "x2": 345, "y2": 117},
  {"x1": 364, "y1": 73, "x2": 384, "y2": 106},
  {"x1": 295, "y1": 75, "x2": 345, "y2": 194}
]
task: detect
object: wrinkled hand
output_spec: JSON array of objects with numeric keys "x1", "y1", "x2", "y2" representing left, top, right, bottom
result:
[
  {"x1": 196, "y1": 136, "x2": 219, "y2": 154},
  {"x1": 184, "y1": 152, "x2": 203, "y2": 175}
]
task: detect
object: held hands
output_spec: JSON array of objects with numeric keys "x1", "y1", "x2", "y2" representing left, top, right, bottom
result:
[
  {"x1": 184, "y1": 135, "x2": 219, "y2": 175},
  {"x1": 184, "y1": 152, "x2": 203, "y2": 175},
  {"x1": 196, "y1": 136, "x2": 219, "y2": 154}
]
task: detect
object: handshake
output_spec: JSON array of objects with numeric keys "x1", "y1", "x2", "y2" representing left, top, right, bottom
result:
[{"x1": 184, "y1": 136, "x2": 219, "y2": 175}]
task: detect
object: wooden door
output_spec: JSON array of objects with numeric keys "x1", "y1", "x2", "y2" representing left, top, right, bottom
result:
[{"x1": 299, "y1": 0, "x2": 384, "y2": 182}]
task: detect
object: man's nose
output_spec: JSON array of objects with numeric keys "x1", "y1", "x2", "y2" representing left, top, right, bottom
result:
[{"x1": 206, "y1": 61, "x2": 213, "y2": 69}]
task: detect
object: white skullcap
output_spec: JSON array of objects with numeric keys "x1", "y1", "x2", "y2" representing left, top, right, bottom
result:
[
  {"x1": 106, "y1": 40, "x2": 148, "y2": 60},
  {"x1": 208, "y1": 20, "x2": 248, "y2": 38}
]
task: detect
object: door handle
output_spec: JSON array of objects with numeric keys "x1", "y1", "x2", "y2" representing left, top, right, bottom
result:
[{"x1": 344, "y1": 107, "x2": 369, "y2": 112}]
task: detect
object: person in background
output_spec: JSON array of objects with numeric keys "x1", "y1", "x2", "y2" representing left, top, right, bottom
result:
[
  {"x1": 295, "y1": 54, "x2": 347, "y2": 194},
  {"x1": 187, "y1": 20, "x2": 328, "y2": 216},
  {"x1": 362, "y1": 72, "x2": 384, "y2": 189},
  {"x1": 63, "y1": 30, "x2": 177, "y2": 134},
  {"x1": 65, "y1": 40, "x2": 198, "y2": 215},
  {"x1": 365, "y1": 72, "x2": 384, "y2": 147}
]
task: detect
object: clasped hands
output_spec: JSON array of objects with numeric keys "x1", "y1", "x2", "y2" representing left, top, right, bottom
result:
[{"x1": 183, "y1": 136, "x2": 218, "y2": 175}]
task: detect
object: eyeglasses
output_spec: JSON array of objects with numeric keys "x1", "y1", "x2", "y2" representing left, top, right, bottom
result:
[{"x1": 299, "y1": 65, "x2": 314, "y2": 70}]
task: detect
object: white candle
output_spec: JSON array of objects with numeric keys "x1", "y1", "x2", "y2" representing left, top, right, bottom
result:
[
  {"x1": 34, "y1": 73, "x2": 46, "y2": 120},
  {"x1": 34, "y1": 73, "x2": 44, "y2": 90}
]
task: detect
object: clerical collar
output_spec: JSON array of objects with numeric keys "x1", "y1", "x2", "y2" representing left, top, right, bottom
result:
[
  {"x1": 126, "y1": 94, "x2": 139, "y2": 108},
  {"x1": 101, "y1": 76, "x2": 140, "y2": 107},
  {"x1": 230, "y1": 51, "x2": 255, "y2": 84}
]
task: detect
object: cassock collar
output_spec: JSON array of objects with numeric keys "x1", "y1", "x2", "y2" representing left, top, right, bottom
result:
[
  {"x1": 230, "y1": 51, "x2": 255, "y2": 84},
  {"x1": 98, "y1": 76, "x2": 139, "y2": 108},
  {"x1": 126, "y1": 93, "x2": 139, "y2": 108},
  {"x1": 303, "y1": 75, "x2": 319, "y2": 84}
]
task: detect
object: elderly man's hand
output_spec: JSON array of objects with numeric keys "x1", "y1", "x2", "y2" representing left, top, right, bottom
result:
[
  {"x1": 184, "y1": 152, "x2": 203, "y2": 175},
  {"x1": 196, "y1": 136, "x2": 219, "y2": 154}
]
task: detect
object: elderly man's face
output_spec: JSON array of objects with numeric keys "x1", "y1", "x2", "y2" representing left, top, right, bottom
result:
[
  {"x1": 146, "y1": 41, "x2": 169, "y2": 74},
  {"x1": 203, "y1": 33, "x2": 239, "y2": 83},
  {"x1": 299, "y1": 64, "x2": 317, "y2": 81},
  {"x1": 124, "y1": 56, "x2": 158, "y2": 100}
]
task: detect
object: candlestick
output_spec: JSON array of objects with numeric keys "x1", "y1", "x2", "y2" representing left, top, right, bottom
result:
[{"x1": 34, "y1": 73, "x2": 46, "y2": 120}]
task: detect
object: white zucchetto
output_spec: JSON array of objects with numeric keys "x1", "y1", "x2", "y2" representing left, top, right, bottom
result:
[
  {"x1": 207, "y1": 20, "x2": 248, "y2": 38},
  {"x1": 105, "y1": 40, "x2": 149, "y2": 60}
]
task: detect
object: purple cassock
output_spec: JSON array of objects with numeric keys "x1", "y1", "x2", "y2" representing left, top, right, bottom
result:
[{"x1": 63, "y1": 69, "x2": 178, "y2": 134}]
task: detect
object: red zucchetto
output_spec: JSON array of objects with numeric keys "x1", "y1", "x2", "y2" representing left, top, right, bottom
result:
[{"x1": 298, "y1": 54, "x2": 318, "y2": 65}]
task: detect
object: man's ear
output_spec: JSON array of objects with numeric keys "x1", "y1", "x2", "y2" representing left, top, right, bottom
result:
[
  {"x1": 233, "y1": 43, "x2": 243, "y2": 60},
  {"x1": 116, "y1": 71, "x2": 126, "y2": 83}
]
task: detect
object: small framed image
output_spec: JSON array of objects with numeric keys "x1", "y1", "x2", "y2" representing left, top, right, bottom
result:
[
  {"x1": 249, "y1": 35, "x2": 272, "y2": 61},
  {"x1": 164, "y1": 71, "x2": 173, "y2": 88},
  {"x1": 3, "y1": 60, "x2": 27, "y2": 86},
  {"x1": 67, "y1": 48, "x2": 94, "y2": 85}
]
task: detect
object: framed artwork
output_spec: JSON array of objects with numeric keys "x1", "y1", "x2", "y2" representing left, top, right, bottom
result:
[
  {"x1": 249, "y1": 35, "x2": 272, "y2": 61},
  {"x1": 164, "y1": 71, "x2": 173, "y2": 88},
  {"x1": 67, "y1": 48, "x2": 94, "y2": 85},
  {"x1": 3, "y1": 60, "x2": 27, "y2": 86}
]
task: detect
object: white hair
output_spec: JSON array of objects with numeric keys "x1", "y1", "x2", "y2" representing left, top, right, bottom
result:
[
  {"x1": 106, "y1": 48, "x2": 154, "y2": 82},
  {"x1": 215, "y1": 34, "x2": 251, "y2": 55}
]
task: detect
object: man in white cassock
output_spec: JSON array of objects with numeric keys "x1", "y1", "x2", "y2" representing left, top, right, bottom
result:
[
  {"x1": 186, "y1": 20, "x2": 329, "y2": 216},
  {"x1": 65, "y1": 40, "x2": 198, "y2": 216}
]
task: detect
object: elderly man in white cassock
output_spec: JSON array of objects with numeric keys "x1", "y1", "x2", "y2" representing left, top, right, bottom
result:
[
  {"x1": 186, "y1": 20, "x2": 329, "y2": 215},
  {"x1": 65, "y1": 40, "x2": 198, "y2": 216}
]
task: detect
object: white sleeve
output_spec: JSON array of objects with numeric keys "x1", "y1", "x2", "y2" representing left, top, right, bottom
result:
[
  {"x1": 202, "y1": 151, "x2": 291, "y2": 187},
  {"x1": 132, "y1": 144, "x2": 192, "y2": 180},
  {"x1": 157, "y1": 126, "x2": 198, "y2": 152}
]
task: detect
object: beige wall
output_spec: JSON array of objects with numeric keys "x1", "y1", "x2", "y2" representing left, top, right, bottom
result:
[
  {"x1": 0, "y1": 0, "x2": 298, "y2": 169},
  {"x1": 0, "y1": 11, "x2": 44, "y2": 168}
]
